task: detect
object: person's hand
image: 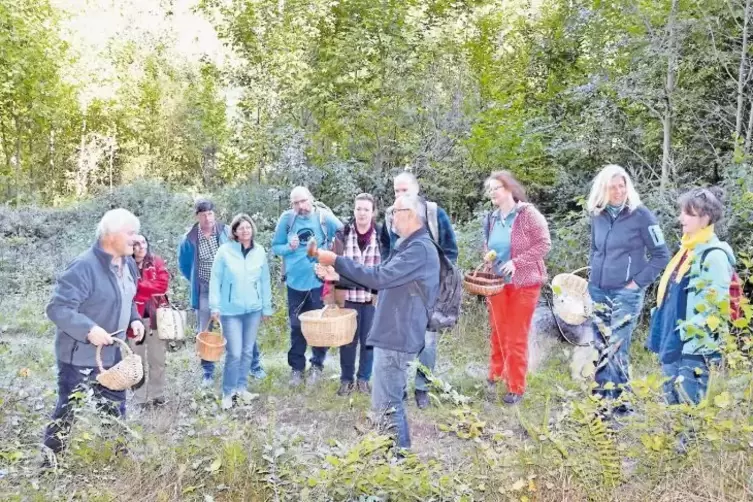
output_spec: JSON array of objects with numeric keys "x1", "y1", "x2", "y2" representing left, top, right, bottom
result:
[
  {"x1": 315, "y1": 264, "x2": 339, "y2": 281},
  {"x1": 288, "y1": 234, "x2": 300, "y2": 250},
  {"x1": 262, "y1": 315, "x2": 271, "y2": 322},
  {"x1": 317, "y1": 250, "x2": 337, "y2": 267},
  {"x1": 210, "y1": 312, "x2": 220, "y2": 322},
  {"x1": 500, "y1": 260, "x2": 516, "y2": 277},
  {"x1": 87, "y1": 326, "x2": 113, "y2": 346},
  {"x1": 130, "y1": 320, "x2": 145, "y2": 342},
  {"x1": 625, "y1": 281, "x2": 639, "y2": 290},
  {"x1": 484, "y1": 250, "x2": 497, "y2": 263}
]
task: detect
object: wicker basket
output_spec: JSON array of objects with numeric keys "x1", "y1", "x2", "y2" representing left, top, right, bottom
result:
[
  {"x1": 299, "y1": 304, "x2": 357, "y2": 347},
  {"x1": 463, "y1": 264, "x2": 506, "y2": 297},
  {"x1": 196, "y1": 320, "x2": 226, "y2": 362},
  {"x1": 96, "y1": 337, "x2": 144, "y2": 391},
  {"x1": 550, "y1": 266, "x2": 592, "y2": 326}
]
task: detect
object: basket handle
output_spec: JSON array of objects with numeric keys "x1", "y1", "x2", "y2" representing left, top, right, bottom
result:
[
  {"x1": 204, "y1": 318, "x2": 223, "y2": 334},
  {"x1": 95, "y1": 336, "x2": 132, "y2": 373},
  {"x1": 318, "y1": 304, "x2": 338, "y2": 319},
  {"x1": 570, "y1": 266, "x2": 591, "y2": 276},
  {"x1": 471, "y1": 262, "x2": 491, "y2": 277}
]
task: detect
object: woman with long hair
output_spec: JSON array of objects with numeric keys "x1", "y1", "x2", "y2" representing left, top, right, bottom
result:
[
  {"x1": 482, "y1": 171, "x2": 551, "y2": 404},
  {"x1": 647, "y1": 187, "x2": 736, "y2": 405},
  {"x1": 586, "y1": 164, "x2": 669, "y2": 418},
  {"x1": 130, "y1": 234, "x2": 170, "y2": 407},
  {"x1": 209, "y1": 214, "x2": 273, "y2": 410}
]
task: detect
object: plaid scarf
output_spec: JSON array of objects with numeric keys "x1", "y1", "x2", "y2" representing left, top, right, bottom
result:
[{"x1": 344, "y1": 223, "x2": 381, "y2": 303}]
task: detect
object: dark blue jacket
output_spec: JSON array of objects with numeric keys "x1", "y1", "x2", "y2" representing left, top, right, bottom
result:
[
  {"x1": 46, "y1": 243, "x2": 141, "y2": 367},
  {"x1": 177, "y1": 222, "x2": 231, "y2": 309},
  {"x1": 335, "y1": 227, "x2": 440, "y2": 354},
  {"x1": 589, "y1": 205, "x2": 669, "y2": 290}
]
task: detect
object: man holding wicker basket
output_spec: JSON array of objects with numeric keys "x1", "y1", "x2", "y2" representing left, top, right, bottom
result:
[{"x1": 41, "y1": 209, "x2": 146, "y2": 469}]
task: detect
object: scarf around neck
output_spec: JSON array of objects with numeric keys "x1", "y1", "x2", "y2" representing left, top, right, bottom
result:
[{"x1": 656, "y1": 224, "x2": 715, "y2": 306}]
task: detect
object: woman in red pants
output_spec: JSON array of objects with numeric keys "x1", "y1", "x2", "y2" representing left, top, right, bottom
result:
[{"x1": 482, "y1": 171, "x2": 551, "y2": 404}]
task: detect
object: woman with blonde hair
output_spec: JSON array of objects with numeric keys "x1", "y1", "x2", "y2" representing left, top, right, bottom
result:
[
  {"x1": 587, "y1": 164, "x2": 669, "y2": 418},
  {"x1": 482, "y1": 171, "x2": 551, "y2": 404}
]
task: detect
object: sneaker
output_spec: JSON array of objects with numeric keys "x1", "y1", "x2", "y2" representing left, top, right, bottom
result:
[
  {"x1": 249, "y1": 367, "x2": 267, "y2": 380},
  {"x1": 289, "y1": 370, "x2": 304, "y2": 387},
  {"x1": 502, "y1": 392, "x2": 523, "y2": 405},
  {"x1": 201, "y1": 376, "x2": 214, "y2": 388},
  {"x1": 40, "y1": 446, "x2": 58, "y2": 471},
  {"x1": 235, "y1": 390, "x2": 259, "y2": 403},
  {"x1": 356, "y1": 380, "x2": 371, "y2": 394},
  {"x1": 337, "y1": 382, "x2": 355, "y2": 396},
  {"x1": 415, "y1": 390, "x2": 430, "y2": 409},
  {"x1": 221, "y1": 395, "x2": 234, "y2": 410},
  {"x1": 306, "y1": 366, "x2": 323, "y2": 386},
  {"x1": 151, "y1": 397, "x2": 167, "y2": 407}
]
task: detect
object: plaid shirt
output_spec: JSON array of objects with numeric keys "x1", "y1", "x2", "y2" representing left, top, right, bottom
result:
[
  {"x1": 197, "y1": 230, "x2": 219, "y2": 283},
  {"x1": 343, "y1": 224, "x2": 381, "y2": 303}
]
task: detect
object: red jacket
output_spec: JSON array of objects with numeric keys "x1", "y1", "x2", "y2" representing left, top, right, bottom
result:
[
  {"x1": 134, "y1": 255, "x2": 170, "y2": 318},
  {"x1": 485, "y1": 203, "x2": 551, "y2": 288}
]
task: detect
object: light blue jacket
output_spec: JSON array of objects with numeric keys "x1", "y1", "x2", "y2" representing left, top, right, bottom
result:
[
  {"x1": 681, "y1": 237, "x2": 736, "y2": 355},
  {"x1": 209, "y1": 241, "x2": 274, "y2": 317}
]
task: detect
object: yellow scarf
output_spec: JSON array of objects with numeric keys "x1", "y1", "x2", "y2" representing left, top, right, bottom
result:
[{"x1": 656, "y1": 224, "x2": 715, "y2": 307}]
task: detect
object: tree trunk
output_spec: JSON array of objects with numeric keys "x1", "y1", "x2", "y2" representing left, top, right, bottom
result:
[
  {"x1": 745, "y1": 98, "x2": 753, "y2": 153},
  {"x1": 49, "y1": 128, "x2": 55, "y2": 196},
  {"x1": 736, "y1": 0, "x2": 752, "y2": 140},
  {"x1": 660, "y1": 0, "x2": 679, "y2": 195},
  {"x1": 13, "y1": 114, "x2": 22, "y2": 205}
]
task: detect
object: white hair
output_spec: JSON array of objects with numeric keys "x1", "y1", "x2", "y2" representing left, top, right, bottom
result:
[
  {"x1": 290, "y1": 186, "x2": 313, "y2": 201},
  {"x1": 396, "y1": 194, "x2": 426, "y2": 223},
  {"x1": 586, "y1": 164, "x2": 642, "y2": 214},
  {"x1": 393, "y1": 172, "x2": 420, "y2": 195},
  {"x1": 96, "y1": 208, "x2": 140, "y2": 239}
]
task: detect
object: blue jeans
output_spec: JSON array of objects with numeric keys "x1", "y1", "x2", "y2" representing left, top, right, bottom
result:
[
  {"x1": 372, "y1": 347, "x2": 418, "y2": 449},
  {"x1": 287, "y1": 286, "x2": 328, "y2": 372},
  {"x1": 662, "y1": 354, "x2": 720, "y2": 405},
  {"x1": 43, "y1": 359, "x2": 126, "y2": 453},
  {"x1": 588, "y1": 284, "x2": 645, "y2": 400},
  {"x1": 199, "y1": 282, "x2": 262, "y2": 379},
  {"x1": 221, "y1": 311, "x2": 263, "y2": 397},
  {"x1": 414, "y1": 331, "x2": 437, "y2": 392},
  {"x1": 339, "y1": 301, "x2": 375, "y2": 382}
]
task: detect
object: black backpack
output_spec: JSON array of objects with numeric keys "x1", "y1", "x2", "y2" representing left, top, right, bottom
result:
[{"x1": 415, "y1": 240, "x2": 463, "y2": 331}]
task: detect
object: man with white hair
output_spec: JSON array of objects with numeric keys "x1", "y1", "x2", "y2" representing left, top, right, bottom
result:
[
  {"x1": 272, "y1": 186, "x2": 343, "y2": 387},
  {"x1": 317, "y1": 194, "x2": 440, "y2": 450},
  {"x1": 41, "y1": 208, "x2": 146, "y2": 467},
  {"x1": 379, "y1": 171, "x2": 458, "y2": 409}
]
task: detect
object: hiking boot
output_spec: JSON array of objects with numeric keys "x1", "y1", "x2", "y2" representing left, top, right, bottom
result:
[
  {"x1": 356, "y1": 380, "x2": 371, "y2": 394},
  {"x1": 289, "y1": 370, "x2": 304, "y2": 388},
  {"x1": 337, "y1": 382, "x2": 355, "y2": 396},
  {"x1": 502, "y1": 392, "x2": 523, "y2": 405},
  {"x1": 415, "y1": 390, "x2": 430, "y2": 409},
  {"x1": 249, "y1": 367, "x2": 267, "y2": 380},
  {"x1": 151, "y1": 397, "x2": 167, "y2": 408},
  {"x1": 306, "y1": 366, "x2": 323, "y2": 386}
]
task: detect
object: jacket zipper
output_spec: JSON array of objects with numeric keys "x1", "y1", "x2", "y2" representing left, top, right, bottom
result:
[
  {"x1": 228, "y1": 284, "x2": 233, "y2": 303},
  {"x1": 598, "y1": 210, "x2": 622, "y2": 289},
  {"x1": 626, "y1": 256, "x2": 632, "y2": 282}
]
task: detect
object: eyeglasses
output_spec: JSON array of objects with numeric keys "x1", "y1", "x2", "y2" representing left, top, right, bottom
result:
[
  {"x1": 291, "y1": 199, "x2": 309, "y2": 207},
  {"x1": 394, "y1": 208, "x2": 411, "y2": 214}
]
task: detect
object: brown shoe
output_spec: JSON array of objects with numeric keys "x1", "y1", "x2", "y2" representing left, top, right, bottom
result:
[
  {"x1": 336, "y1": 381, "x2": 355, "y2": 396},
  {"x1": 356, "y1": 379, "x2": 371, "y2": 394}
]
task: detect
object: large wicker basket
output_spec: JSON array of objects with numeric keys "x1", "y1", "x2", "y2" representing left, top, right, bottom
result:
[
  {"x1": 550, "y1": 266, "x2": 592, "y2": 326},
  {"x1": 196, "y1": 320, "x2": 226, "y2": 362},
  {"x1": 299, "y1": 304, "x2": 357, "y2": 347},
  {"x1": 96, "y1": 337, "x2": 144, "y2": 391},
  {"x1": 463, "y1": 264, "x2": 506, "y2": 297}
]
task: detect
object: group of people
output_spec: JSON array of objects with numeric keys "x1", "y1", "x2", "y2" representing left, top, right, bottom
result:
[{"x1": 39, "y1": 164, "x2": 739, "y2": 465}]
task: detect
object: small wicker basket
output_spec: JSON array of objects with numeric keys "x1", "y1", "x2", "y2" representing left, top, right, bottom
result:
[
  {"x1": 463, "y1": 264, "x2": 506, "y2": 297},
  {"x1": 299, "y1": 304, "x2": 357, "y2": 347},
  {"x1": 196, "y1": 320, "x2": 226, "y2": 362},
  {"x1": 550, "y1": 267, "x2": 592, "y2": 326},
  {"x1": 96, "y1": 337, "x2": 144, "y2": 391}
]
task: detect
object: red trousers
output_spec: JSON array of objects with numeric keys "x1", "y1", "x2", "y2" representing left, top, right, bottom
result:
[{"x1": 487, "y1": 285, "x2": 541, "y2": 394}]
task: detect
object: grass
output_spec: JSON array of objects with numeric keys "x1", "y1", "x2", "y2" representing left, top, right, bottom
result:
[{"x1": 1, "y1": 183, "x2": 752, "y2": 501}]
